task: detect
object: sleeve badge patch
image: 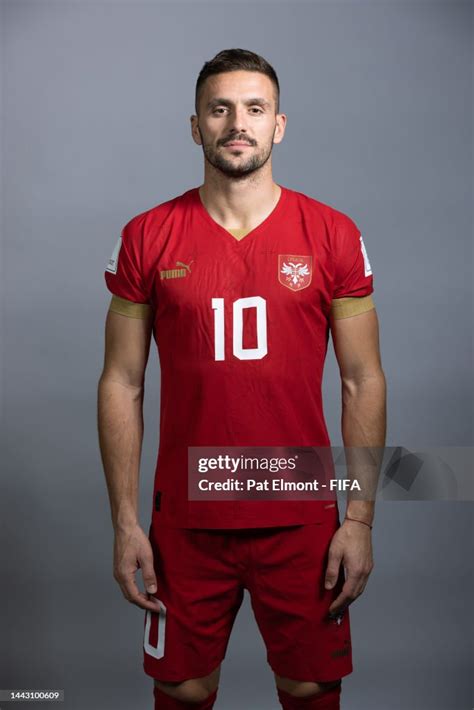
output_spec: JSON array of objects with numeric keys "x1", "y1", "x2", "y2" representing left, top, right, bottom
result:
[
  {"x1": 359, "y1": 235, "x2": 372, "y2": 277},
  {"x1": 106, "y1": 235, "x2": 122, "y2": 275}
]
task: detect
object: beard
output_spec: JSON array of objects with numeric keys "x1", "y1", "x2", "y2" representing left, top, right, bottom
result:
[{"x1": 199, "y1": 131, "x2": 274, "y2": 179}]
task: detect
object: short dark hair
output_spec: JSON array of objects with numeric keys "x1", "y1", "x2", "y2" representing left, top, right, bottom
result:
[{"x1": 195, "y1": 48, "x2": 280, "y2": 115}]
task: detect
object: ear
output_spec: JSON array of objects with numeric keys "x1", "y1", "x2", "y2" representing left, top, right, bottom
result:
[
  {"x1": 190, "y1": 115, "x2": 202, "y2": 146},
  {"x1": 273, "y1": 113, "x2": 287, "y2": 145}
]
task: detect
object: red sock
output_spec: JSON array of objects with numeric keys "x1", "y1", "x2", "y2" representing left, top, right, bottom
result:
[
  {"x1": 277, "y1": 682, "x2": 341, "y2": 710},
  {"x1": 154, "y1": 684, "x2": 218, "y2": 709}
]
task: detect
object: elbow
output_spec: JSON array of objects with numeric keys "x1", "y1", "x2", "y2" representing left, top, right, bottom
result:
[
  {"x1": 98, "y1": 371, "x2": 145, "y2": 397},
  {"x1": 341, "y1": 367, "x2": 386, "y2": 398}
]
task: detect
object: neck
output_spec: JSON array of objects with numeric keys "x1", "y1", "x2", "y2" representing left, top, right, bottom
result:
[{"x1": 199, "y1": 169, "x2": 281, "y2": 230}]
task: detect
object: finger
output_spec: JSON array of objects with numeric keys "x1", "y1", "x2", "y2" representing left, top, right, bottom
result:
[
  {"x1": 327, "y1": 565, "x2": 372, "y2": 616},
  {"x1": 119, "y1": 574, "x2": 143, "y2": 604},
  {"x1": 324, "y1": 550, "x2": 343, "y2": 590},
  {"x1": 119, "y1": 581, "x2": 163, "y2": 612},
  {"x1": 139, "y1": 554, "x2": 158, "y2": 595},
  {"x1": 327, "y1": 590, "x2": 353, "y2": 617},
  {"x1": 327, "y1": 573, "x2": 366, "y2": 616},
  {"x1": 327, "y1": 575, "x2": 356, "y2": 611},
  {"x1": 119, "y1": 572, "x2": 161, "y2": 611},
  {"x1": 130, "y1": 591, "x2": 164, "y2": 613}
]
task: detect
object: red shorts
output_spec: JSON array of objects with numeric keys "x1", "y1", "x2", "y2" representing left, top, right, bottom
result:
[{"x1": 143, "y1": 508, "x2": 353, "y2": 683}]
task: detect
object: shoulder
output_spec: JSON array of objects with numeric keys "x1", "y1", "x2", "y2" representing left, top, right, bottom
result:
[
  {"x1": 122, "y1": 188, "x2": 191, "y2": 238},
  {"x1": 282, "y1": 186, "x2": 358, "y2": 233}
]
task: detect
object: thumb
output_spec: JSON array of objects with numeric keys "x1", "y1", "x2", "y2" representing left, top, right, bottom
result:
[
  {"x1": 140, "y1": 555, "x2": 158, "y2": 594},
  {"x1": 325, "y1": 550, "x2": 342, "y2": 589}
]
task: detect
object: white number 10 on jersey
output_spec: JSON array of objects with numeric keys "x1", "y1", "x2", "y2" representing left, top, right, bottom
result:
[{"x1": 212, "y1": 296, "x2": 268, "y2": 361}]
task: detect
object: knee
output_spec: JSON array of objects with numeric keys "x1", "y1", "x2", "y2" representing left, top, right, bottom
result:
[
  {"x1": 275, "y1": 677, "x2": 341, "y2": 698},
  {"x1": 154, "y1": 679, "x2": 215, "y2": 704},
  {"x1": 154, "y1": 662, "x2": 220, "y2": 704},
  {"x1": 155, "y1": 678, "x2": 217, "y2": 705}
]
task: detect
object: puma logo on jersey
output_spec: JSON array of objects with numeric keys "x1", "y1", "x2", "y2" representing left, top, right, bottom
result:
[
  {"x1": 176, "y1": 260, "x2": 193, "y2": 273},
  {"x1": 160, "y1": 260, "x2": 194, "y2": 280}
]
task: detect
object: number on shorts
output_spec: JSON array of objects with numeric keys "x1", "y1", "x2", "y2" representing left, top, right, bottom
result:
[{"x1": 144, "y1": 597, "x2": 167, "y2": 660}]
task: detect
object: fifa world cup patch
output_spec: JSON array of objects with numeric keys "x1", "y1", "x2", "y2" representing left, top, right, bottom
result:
[
  {"x1": 359, "y1": 235, "x2": 372, "y2": 276},
  {"x1": 278, "y1": 254, "x2": 312, "y2": 291},
  {"x1": 106, "y1": 235, "x2": 122, "y2": 274}
]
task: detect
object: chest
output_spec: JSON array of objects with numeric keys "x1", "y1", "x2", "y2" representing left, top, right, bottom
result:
[{"x1": 150, "y1": 223, "x2": 334, "y2": 323}]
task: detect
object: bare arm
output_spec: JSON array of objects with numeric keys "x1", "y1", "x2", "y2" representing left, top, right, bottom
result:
[
  {"x1": 97, "y1": 301, "x2": 160, "y2": 612},
  {"x1": 98, "y1": 304, "x2": 152, "y2": 528},
  {"x1": 332, "y1": 306, "x2": 387, "y2": 525},
  {"x1": 324, "y1": 305, "x2": 387, "y2": 616}
]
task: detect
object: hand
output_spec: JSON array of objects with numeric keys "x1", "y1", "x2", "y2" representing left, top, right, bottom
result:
[
  {"x1": 324, "y1": 519, "x2": 374, "y2": 618},
  {"x1": 113, "y1": 523, "x2": 162, "y2": 612}
]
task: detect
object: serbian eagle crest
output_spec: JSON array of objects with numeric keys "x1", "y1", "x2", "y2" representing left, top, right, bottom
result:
[
  {"x1": 278, "y1": 255, "x2": 312, "y2": 291},
  {"x1": 280, "y1": 261, "x2": 309, "y2": 284}
]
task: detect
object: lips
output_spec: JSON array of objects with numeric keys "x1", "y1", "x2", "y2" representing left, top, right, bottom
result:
[{"x1": 224, "y1": 141, "x2": 252, "y2": 147}]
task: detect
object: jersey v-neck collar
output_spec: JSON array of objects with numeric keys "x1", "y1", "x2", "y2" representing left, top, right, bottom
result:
[{"x1": 191, "y1": 184, "x2": 288, "y2": 246}]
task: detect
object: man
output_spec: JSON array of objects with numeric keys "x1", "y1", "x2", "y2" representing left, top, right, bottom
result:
[{"x1": 98, "y1": 48, "x2": 386, "y2": 710}]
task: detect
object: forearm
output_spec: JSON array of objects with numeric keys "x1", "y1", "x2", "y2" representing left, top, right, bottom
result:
[
  {"x1": 97, "y1": 376, "x2": 144, "y2": 531},
  {"x1": 340, "y1": 371, "x2": 387, "y2": 525}
]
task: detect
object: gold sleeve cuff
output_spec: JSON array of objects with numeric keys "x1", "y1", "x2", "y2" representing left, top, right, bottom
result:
[
  {"x1": 108, "y1": 295, "x2": 152, "y2": 319},
  {"x1": 330, "y1": 294, "x2": 375, "y2": 319}
]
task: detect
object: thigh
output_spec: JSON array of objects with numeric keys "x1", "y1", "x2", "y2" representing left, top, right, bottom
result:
[
  {"x1": 247, "y1": 513, "x2": 353, "y2": 682},
  {"x1": 143, "y1": 525, "x2": 244, "y2": 682}
]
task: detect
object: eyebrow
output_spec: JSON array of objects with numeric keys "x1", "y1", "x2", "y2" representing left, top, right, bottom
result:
[{"x1": 207, "y1": 97, "x2": 271, "y2": 110}]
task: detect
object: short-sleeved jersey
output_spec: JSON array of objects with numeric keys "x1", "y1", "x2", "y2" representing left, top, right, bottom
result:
[{"x1": 104, "y1": 185, "x2": 375, "y2": 528}]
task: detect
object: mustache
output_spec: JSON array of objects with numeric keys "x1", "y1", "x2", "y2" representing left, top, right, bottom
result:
[{"x1": 221, "y1": 137, "x2": 255, "y2": 146}]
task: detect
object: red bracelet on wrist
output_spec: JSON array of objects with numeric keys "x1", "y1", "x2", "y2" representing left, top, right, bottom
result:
[{"x1": 344, "y1": 515, "x2": 373, "y2": 530}]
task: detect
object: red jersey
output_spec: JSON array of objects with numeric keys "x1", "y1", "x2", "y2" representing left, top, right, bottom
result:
[{"x1": 104, "y1": 185, "x2": 375, "y2": 528}]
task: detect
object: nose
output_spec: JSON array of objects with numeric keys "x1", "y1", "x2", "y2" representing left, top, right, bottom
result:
[{"x1": 227, "y1": 105, "x2": 249, "y2": 135}]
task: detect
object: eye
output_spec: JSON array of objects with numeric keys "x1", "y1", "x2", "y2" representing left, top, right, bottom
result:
[{"x1": 212, "y1": 106, "x2": 264, "y2": 115}]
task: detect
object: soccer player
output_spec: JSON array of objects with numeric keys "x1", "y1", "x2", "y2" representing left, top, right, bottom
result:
[{"x1": 98, "y1": 48, "x2": 386, "y2": 710}]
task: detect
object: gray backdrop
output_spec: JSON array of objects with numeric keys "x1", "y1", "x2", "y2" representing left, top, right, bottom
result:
[{"x1": 1, "y1": 1, "x2": 472, "y2": 709}]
